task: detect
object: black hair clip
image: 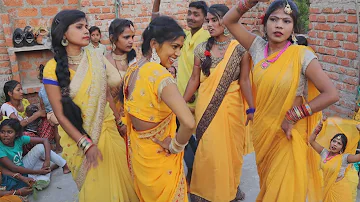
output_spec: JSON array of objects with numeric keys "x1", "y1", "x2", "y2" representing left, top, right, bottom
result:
[{"x1": 55, "y1": 18, "x2": 60, "y2": 25}]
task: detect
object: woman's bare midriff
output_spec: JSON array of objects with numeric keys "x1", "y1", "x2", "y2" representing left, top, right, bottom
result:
[{"x1": 129, "y1": 114, "x2": 160, "y2": 131}]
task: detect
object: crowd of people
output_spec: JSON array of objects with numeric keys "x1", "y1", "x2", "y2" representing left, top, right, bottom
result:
[{"x1": 0, "y1": 0, "x2": 359, "y2": 201}]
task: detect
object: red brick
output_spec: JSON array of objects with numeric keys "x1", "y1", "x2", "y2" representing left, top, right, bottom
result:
[
  {"x1": 0, "y1": 61, "x2": 10, "y2": 68},
  {"x1": 62, "y1": 6, "x2": 78, "y2": 10},
  {"x1": 346, "y1": 51, "x2": 357, "y2": 60},
  {"x1": 317, "y1": 15, "x2": 326, "y2": 23},
  {"x1": 26, "y1": 0, "x2": 44, "y2": 5},
  {"x1": 327, "y1": 72, "x2": 340, "y2": 80},
  {"x1": 336, "y1": 50, "x2": 345, "y2": 58},
  {"x1": 327, "y1": 15, "x2": 335, "y2": 22},
  {"x1": 0, "y1": 55, "x2": 9, "y2": 61},
  {"x1": 19, "y1": 61, "x2": 32, "y2": 70},
  {"x1": 336, "y1": 33, "x2": 345, "y2": 40},
  {"x1": 346, "y1": 33, "x2": 357, "y2": 43},
  {"x1": 326, "y1": 33, "x2": 334, "y2": 40},
  {"x1": 92, "y1": 1, "x2": 105, "y2": 6},
  {"x1": 81, "y1": 0, "x2": 90, "y2": 6},
  {"x1": 308, "y1": 30, "x2": 316, "y2": 38},
  {"x1": 343, "y1": 42, "x2": 358, "y2": 51},
  {"x1": 314, "y1": 24, "x2": 331, "y2": 31},
  {"x1": 3, "y1": 0, "x2": 23, "y2": 6},
  {"x1": 340, "y1": 59, "x2": 350, "y2": 67},
  {"x1": 345, "y1": 9, "x2": 357, "y2": 14},
  {"x1": 0, "y1": 48, "x2": 7, "y2": 54},
  {"x1": 343, "y1": 76, "x2": 358, "y2": 85},
  {"x1": 345, "y1": 69, "x2": 358, "y2": 77},
  {"x1": 47, "y1": 0, "x2": 64, "y2": 4},
  {"x1": 102, "y1": 7, "x2": 111, "y2": 13},
  {"x1": 333, "y1": 25, "x2": 353, "y2": 33},
  {"x1": 88, "y1": 8, "x2": 101, "y2": 14},
  {"x1": 310, "y1": 8, "x2": 321, "y2": 14},
  {"x1": 324, "y1": 40, "x2": 340, "y2": 48},
  {"x1": 0, "y1": 15, "x2": 10, "y2": 25},
  {"x1": 12, "y1": 74, "x2": 20, "y2": 82},
  {"x1": 335, "y1": 15, "x2": 346, "y2": 23},
  {"x1": 309, "y1": 14, "x2": 317, "y2": 22},
  {"x1": 18, "y1": 8, "x2": 38, "y2": 17},
  {"x1": 68, "y1": 0, "x2": 78, "y2": 4},
  {"x1": 347, "y1": 16, "x2": 357, "y2": 24},
  {"x1": 96, "y1": 14, "x2": 116, "y2": 20},
  {"x1": 41, "y1": 7, "x2": 59, "y2": 16},
  {"x1": 322, "y1": 7, "x2": 333, "y2": 14},
  {"x1": 11, "y1": 64, "x2": 19, "y2": 73},
  {"x1": 323, "y1": 55, "x2": 338, "y2": 64},
  {"x1": 14, "y1": 19, "x2": 27, "y2": 28},
  {"x1": 333, "y1": 8, "x2": 342, "y2": 14}
]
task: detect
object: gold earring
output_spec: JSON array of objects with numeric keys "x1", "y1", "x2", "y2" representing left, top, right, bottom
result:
[{"x1": 292, "y1": 32, "x2": 298, "y2": 45}]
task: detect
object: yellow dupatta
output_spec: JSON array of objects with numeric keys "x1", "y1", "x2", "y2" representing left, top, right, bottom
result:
[
  {"x1": 252, "y1": 45, "x2": 321, "y2": 202},
  {"x1": 61, "y1": 50, "x2": 107, "y2": 189},
  {"x1": 191, "y1": 40, "x2": 246, "y2": 201},
  {"x1": 316, "y1": 117, "x2": 359, "y2": 202}
]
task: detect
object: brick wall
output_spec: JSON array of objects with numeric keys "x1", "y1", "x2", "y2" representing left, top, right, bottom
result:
[
  {"x1": 0, "y1": 0, "x2": 358, "y2": 118},
  {"x1": 308, "y1": 0, "x2": 359, "y2": 117}
]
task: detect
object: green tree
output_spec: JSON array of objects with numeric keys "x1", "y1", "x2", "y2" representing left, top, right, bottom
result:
[{"x1": 295, "y1": 0, "x2": 310, "y2": 33}]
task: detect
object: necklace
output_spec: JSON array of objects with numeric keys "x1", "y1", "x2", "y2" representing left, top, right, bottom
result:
[
  {"x1": 261, "y1": 41, "x2": 291, "y2": 69},
  {"x1": 215, "y1": 39, "x2": 230, "y2": 52},
  {"x1": 323, "y1": 152, "x2": 338, "y2": 163},
  {"x1": 68, "y1": 51, "x2": 84, "y2": 65},
  {"x1": 112, "y1": 53, "x2": 128, "y2": 66}
]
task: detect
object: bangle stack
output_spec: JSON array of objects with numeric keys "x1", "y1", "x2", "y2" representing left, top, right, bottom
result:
[
  {"x1": 285, "y1": 103, "x2": 313, "y2": 124},
  {"x1": 237, "y1": 0, "x2": 258, "y2": 14},
  {"x1": 77, "y1": 136, "x2": 94, "y2": 154},
  {"x1": 169, "y1": 137, "x2": 188, "y2": 154},
  {"x1": 117, "y1": 119, "x2": 125, "y2": 127}
]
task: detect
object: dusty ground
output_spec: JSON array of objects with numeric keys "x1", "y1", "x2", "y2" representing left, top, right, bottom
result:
[{"x1": 29, "y1": 153, "x2": 360, "y2": 202}]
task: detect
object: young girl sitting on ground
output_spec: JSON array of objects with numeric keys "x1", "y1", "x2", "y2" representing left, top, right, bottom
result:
[{"x1": 0, "y1": 119, "x2": 70, "y2": 190}]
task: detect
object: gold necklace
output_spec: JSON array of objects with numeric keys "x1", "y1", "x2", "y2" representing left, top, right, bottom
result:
[
  {"x1": 112, "y1": 52, "x2": 128, "y2": 66},
  {"x1": 68, "y1": 51, "x2": 84, "y2": 65}
]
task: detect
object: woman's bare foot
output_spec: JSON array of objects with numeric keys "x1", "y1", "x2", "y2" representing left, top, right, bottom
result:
[
  {"x1": 63, "y1": 164, "x2": 71, "y2": 174},
  {"x1": 50, "y1": 164, "x2": 59, "y2": 171}
]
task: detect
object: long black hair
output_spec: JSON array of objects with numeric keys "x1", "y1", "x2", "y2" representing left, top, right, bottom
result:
[
  {"x1": 3, "y1": 80, "x2": 20, "y2": 102},
  {"x1": 0, "y1": 119, "x2": 23, "y2": 139},
  {"x1": 201, "y1": 4, "x2": 229, "y2": 77},
  {"x1": 263, "y1": 0, "x2": 299, "y2": 38},
  {"x1": 331, "y1": 133, "x2": 348, "y2": 153},
  {"x1": 141, "y1": 16, "x2": 185, "y2": 57},
  {"x1": 51, "y1": 10, "x2": 87, "y2": 135},
  {"x1": 109, "y1": 19, "x2": 136, "y2": 63}
]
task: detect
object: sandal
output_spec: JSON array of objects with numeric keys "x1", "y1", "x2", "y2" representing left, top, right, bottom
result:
[
  {"x1": 12, "y1": 28, "x2": 24, "y2": 48},
  {"x1": 24, "y1": 26, "x2": 35, "y2": 46}
]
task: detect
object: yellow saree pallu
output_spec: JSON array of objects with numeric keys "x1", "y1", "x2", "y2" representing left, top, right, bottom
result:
[
  {"x1": 190, "y1": 41, "x2": 246, "y2": 201},
  {"x1": 315, "y1": 117, "x2": 360, "y2": 202},
  {"x1": 50, "y1": 50, "x2": 138, "y2": 202},
  {"x1": 252, "y1": 45, "x2": 321, "y2": 202},
  {"x1": 123, "y1": 63, "x2": 187, "y2": 202},
  {"x1": 0, "y1": 196, "x2": 22, "y2": 202}
]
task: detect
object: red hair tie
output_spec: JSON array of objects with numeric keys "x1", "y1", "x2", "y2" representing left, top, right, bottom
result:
[
  {"x1": 204, "y1": 50, "x2": 211, "y2": 57},
  {"x1": 260, "y1": 14, "x2": 265, "y2": 25}
]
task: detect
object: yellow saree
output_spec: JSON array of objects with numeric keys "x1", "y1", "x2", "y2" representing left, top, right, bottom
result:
[
  {"x1": 252, "y1": 45, "x2": 322, "y2": 202},
  {"x1": 315, "y1": 117, "x2": 359, "y2": 202},
  {"x1": 43, "y1": 50, "x2": 138, "y2": 202},
  {"x1": 0, "y1": 195, "x2": 22, "y2": 202},
  {"x1": 123, "y1": 62, "x2": 187, "y2": 202},
  {"x1": 190, "y1": 40, "x2": 246, "y2": 201}
]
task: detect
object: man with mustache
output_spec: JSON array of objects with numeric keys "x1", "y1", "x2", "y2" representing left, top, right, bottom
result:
[{"x1": 152, "y1": 0, "x2": 209, "y2": 187}]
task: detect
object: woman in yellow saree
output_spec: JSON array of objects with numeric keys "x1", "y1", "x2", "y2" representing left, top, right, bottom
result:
[
  {"x1": 309, "y1": 117, "x2": 360, "y2": 202},
  {"x1": 43, "y1": 10, "x2": 138, "y2": 202},
  {"x1": 224, "y1": 0, "x2": 339, "y2": 201},
  {"x1": 123, "y1": 16, "x2": 195, "y2": 202},
  {"x1": 183, "y1": 4, "x2": 253, "y2": 201}
]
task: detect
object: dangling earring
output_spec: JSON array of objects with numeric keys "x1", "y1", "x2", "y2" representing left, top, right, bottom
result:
[
  {"x1": 61, "y1": 38, "x2": 68, "y2": 47},
  {"x1": 150, "y1": 47, "x2": 161, "y2": 64},
  {"x1": 112, "y1": 43, "x2": 116, "y2": 51},
  {"x1": 292, "y1": 32, "x2": 298, "y2": 45},
  {"x1": 223, "y1": 27, "x2": 230, "y2": 37}
]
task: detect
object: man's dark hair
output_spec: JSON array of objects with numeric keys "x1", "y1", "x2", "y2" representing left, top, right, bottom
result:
[{"x1": 189, "y1": 1, "x2": 208, "y2": 16}]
